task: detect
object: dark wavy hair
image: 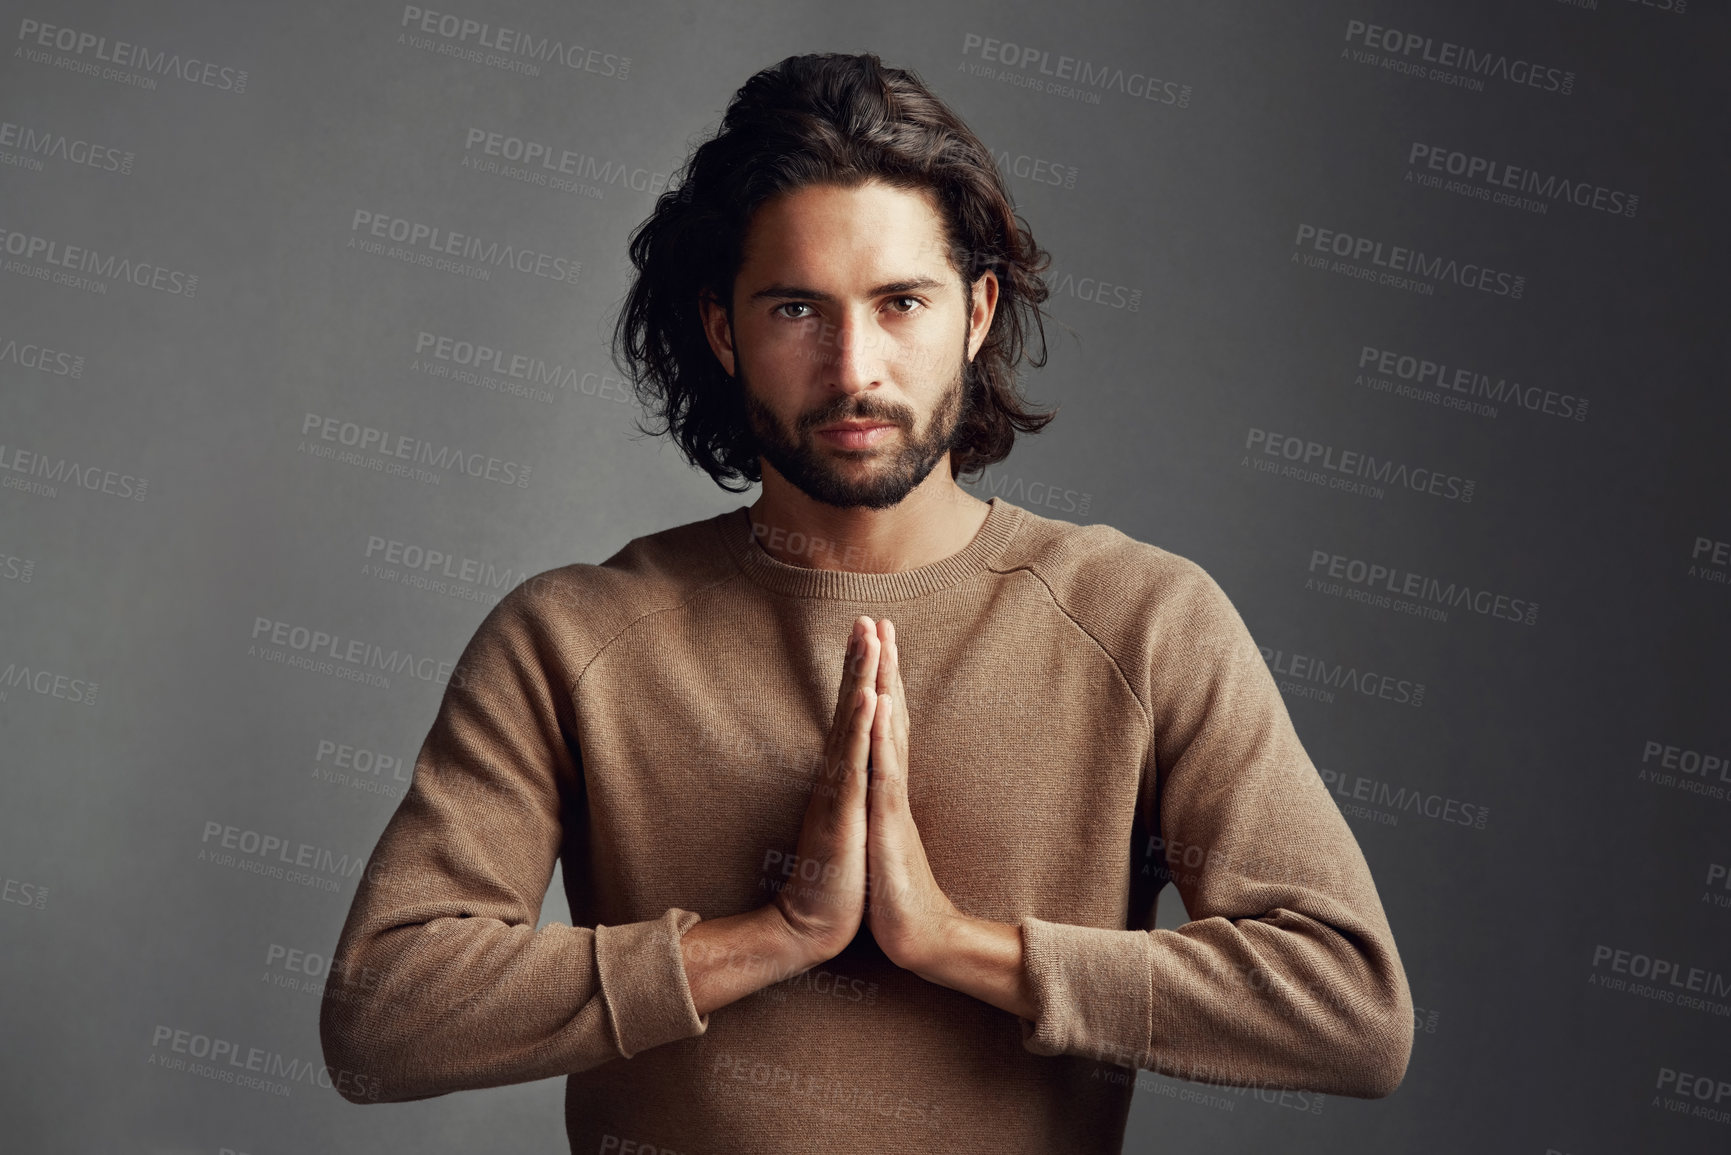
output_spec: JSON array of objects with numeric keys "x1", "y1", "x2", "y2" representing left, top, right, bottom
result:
[{"x1": 610, "y1": 51, "x2": 1059, "y2": 492}]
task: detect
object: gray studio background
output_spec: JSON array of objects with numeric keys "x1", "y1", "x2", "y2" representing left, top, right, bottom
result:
[{"x1": 3, "y1": 1, "x2": 1727, "y2": 1152}]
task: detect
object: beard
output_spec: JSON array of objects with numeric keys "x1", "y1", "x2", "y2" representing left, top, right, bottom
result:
[{"x1": 739, "y1": 342, "x2": 973, "y2": 510}]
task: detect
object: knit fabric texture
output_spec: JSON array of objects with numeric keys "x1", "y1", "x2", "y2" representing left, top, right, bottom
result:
[{"x1": 320, "y1": 496, "x2": 1413, "y2": 1153}]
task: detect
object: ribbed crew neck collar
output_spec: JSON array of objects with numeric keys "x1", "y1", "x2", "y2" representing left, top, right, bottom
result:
[{"x1": 715, "y1": 496, "x2": 1023, "y2": 602}]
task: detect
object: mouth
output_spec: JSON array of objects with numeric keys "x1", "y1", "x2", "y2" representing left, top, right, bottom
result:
[{"x1": 814, "y1": 421, "x2": 897, "y2": 449}]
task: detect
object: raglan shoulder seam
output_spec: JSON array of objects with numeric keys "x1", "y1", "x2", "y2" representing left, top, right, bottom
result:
[
  {"x1": 987, "y1": 557, "x2": 1155, "y2": 734},
  {"x1": 502, "y1": 560, "x2": 750, "y2": 704}
]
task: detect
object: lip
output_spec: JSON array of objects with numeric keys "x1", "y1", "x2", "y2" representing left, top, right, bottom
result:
[
  {"x1": 815, "y1": 421, "x2": 896, "y2": 448},
  {"x1": 816, "y1": 419, "x2": 896, "y2": 432}
]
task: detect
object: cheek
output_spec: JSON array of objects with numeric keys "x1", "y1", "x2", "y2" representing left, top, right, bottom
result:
[
  {"x1": 904, "y1": 336, "x2": 964, "y2": 386},
  {"x1": 758, "y1": 320, "x2": 830, "y2": 372}
]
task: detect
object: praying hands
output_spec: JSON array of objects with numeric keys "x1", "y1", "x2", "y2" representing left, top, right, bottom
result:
[
  {"x1": 679, "y1": 616, "x2": 1036, "y2": 1021},
  {"x1": 773, "y1": 616, "x2": 1038, "y2": 1017}
]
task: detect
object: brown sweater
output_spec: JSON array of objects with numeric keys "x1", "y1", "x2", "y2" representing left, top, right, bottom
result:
[{"x1": 319, "y1": 495, "x2": 1413, "y2": 1154}]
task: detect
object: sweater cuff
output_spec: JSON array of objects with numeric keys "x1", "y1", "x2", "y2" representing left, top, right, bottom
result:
[
  {"x1": 594, "y1": 906, "x2": 710, "y2": 1058},
  {"x1": 1016, "y1": 915, "x2": 1153, "y2": 1067}
]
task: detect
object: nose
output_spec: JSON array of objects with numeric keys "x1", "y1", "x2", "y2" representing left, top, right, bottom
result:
[{"x1": 823, "y1": 308, "x2": 883, "y2": 396}]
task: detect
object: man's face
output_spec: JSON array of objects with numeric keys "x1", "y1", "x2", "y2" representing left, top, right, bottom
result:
[{"x1": 703, "y1": 179, "x2": 994, "y2": 510}]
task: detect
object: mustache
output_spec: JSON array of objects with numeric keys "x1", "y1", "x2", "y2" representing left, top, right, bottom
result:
[{"x1": 799, "y1": 404, "x2": 909, "y2": 432}]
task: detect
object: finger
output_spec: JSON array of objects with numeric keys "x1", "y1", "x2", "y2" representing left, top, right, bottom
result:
[
  {"x1": 883, "y1": 619, "x2": 909, "y2": 749},
  {"x1": 844, "y1": 685, "x2": 878, "y2": 801},
  {"x1": 824, "y1": 686, "x2": 872, "y2": 824},
  {"x1": 828, "y1": 619, "x2": 867, "y2": 737},
  {"x1": 822, "y1": 656, "x2": 853, "y2": 791},
  {"x1": 851, "y1": 624, "x2": 881, "y2": 732},
  {"x1": 876, "y1": 619, "x2": 896, "y2": 697},
  {"x1": 826, "y1": 621, "x2": 878, "y2": 785},
  {"x1": 853, "y1": 617, "x2": 880, "y2": 690},
  {"x1": 875, "y1": 622, "x2": 911, "y2": 784},
  {"x1": 870, "y1": 692, "x2": 906, "y2": 802},
  {"x1": 818, "y1": 684, "x2": 870, "y2": 824}
]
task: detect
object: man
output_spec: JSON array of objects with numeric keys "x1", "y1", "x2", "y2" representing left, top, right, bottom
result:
[{"x1": 320, "y1": 51, "x2": 1413, "y2": 1154}]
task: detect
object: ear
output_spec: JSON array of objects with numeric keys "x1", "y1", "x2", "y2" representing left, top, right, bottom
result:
[
  {"x1": 966, "y1": 270, "x2": 999, "y2": 362},
  {"x1": 698, "y1": 289, "x2": 737, "y2": 378}
]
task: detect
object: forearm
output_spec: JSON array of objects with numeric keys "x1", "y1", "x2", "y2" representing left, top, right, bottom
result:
[
  {"x1": 321, "y1": 903, "x2": 709, "y2": 1101},
  {"x1": 680, "y1": 903, "x2": 830, "y2": 1017},
  {"x1": 1015, "y1": 904, "x2": 1413, "y2": 1098},
  {"x1": 907, "y1": 913, "x2": 1038, "y2": 1022}
]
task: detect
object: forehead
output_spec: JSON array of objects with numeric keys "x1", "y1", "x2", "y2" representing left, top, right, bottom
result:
[{"x1": 739, "y1": 179, "x2": 954, "y2": 280}]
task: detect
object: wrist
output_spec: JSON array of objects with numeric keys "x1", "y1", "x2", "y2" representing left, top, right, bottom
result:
[
  {"x1": 904, "y1": 913, "x2": 1038, "y2": 1022},
  {"x1": 762, "y1": 900, "x2": 838, "y2": 973},
  {"x1": 904, "y1": 909, "x2": 969, "y2": 985}
]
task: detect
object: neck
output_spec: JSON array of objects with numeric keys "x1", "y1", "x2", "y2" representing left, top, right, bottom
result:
[{"x1": 747, "y1": 467, "x2": 991, "y2": 574}]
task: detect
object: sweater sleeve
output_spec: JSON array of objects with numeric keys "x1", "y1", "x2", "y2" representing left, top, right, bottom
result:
[
  {"x1": 318, "y1": 582, "x2": 710, "y2": 1103},
  {"x1": 1015, "y1": 562, "x2": 1414, "y2": 1098}
]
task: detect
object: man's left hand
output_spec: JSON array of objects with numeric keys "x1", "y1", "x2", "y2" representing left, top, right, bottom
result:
[{"x1": 859, "y1": 616, "x2": 962, "y2": 976}]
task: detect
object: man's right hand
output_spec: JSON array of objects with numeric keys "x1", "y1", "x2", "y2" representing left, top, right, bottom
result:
[
  {"x1": 770, "y1": 615, "x2": 879, "y2": 960},
  {"x1": 678, "y1": 617, "x2": 879, "y2": 1018}
]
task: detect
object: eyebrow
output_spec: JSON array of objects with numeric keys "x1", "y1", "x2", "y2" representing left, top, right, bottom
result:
[{"x1": 745, "y1": 276, "x2": 948, "y2": 304}]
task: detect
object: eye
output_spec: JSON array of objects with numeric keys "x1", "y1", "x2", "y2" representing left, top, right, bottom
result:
[
  {"x1": 773, "y1": 302, "x2": 815, "y2": 321},
  {"x1": 887, "y1": 296, "x2": 925, "y2": 314}
]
